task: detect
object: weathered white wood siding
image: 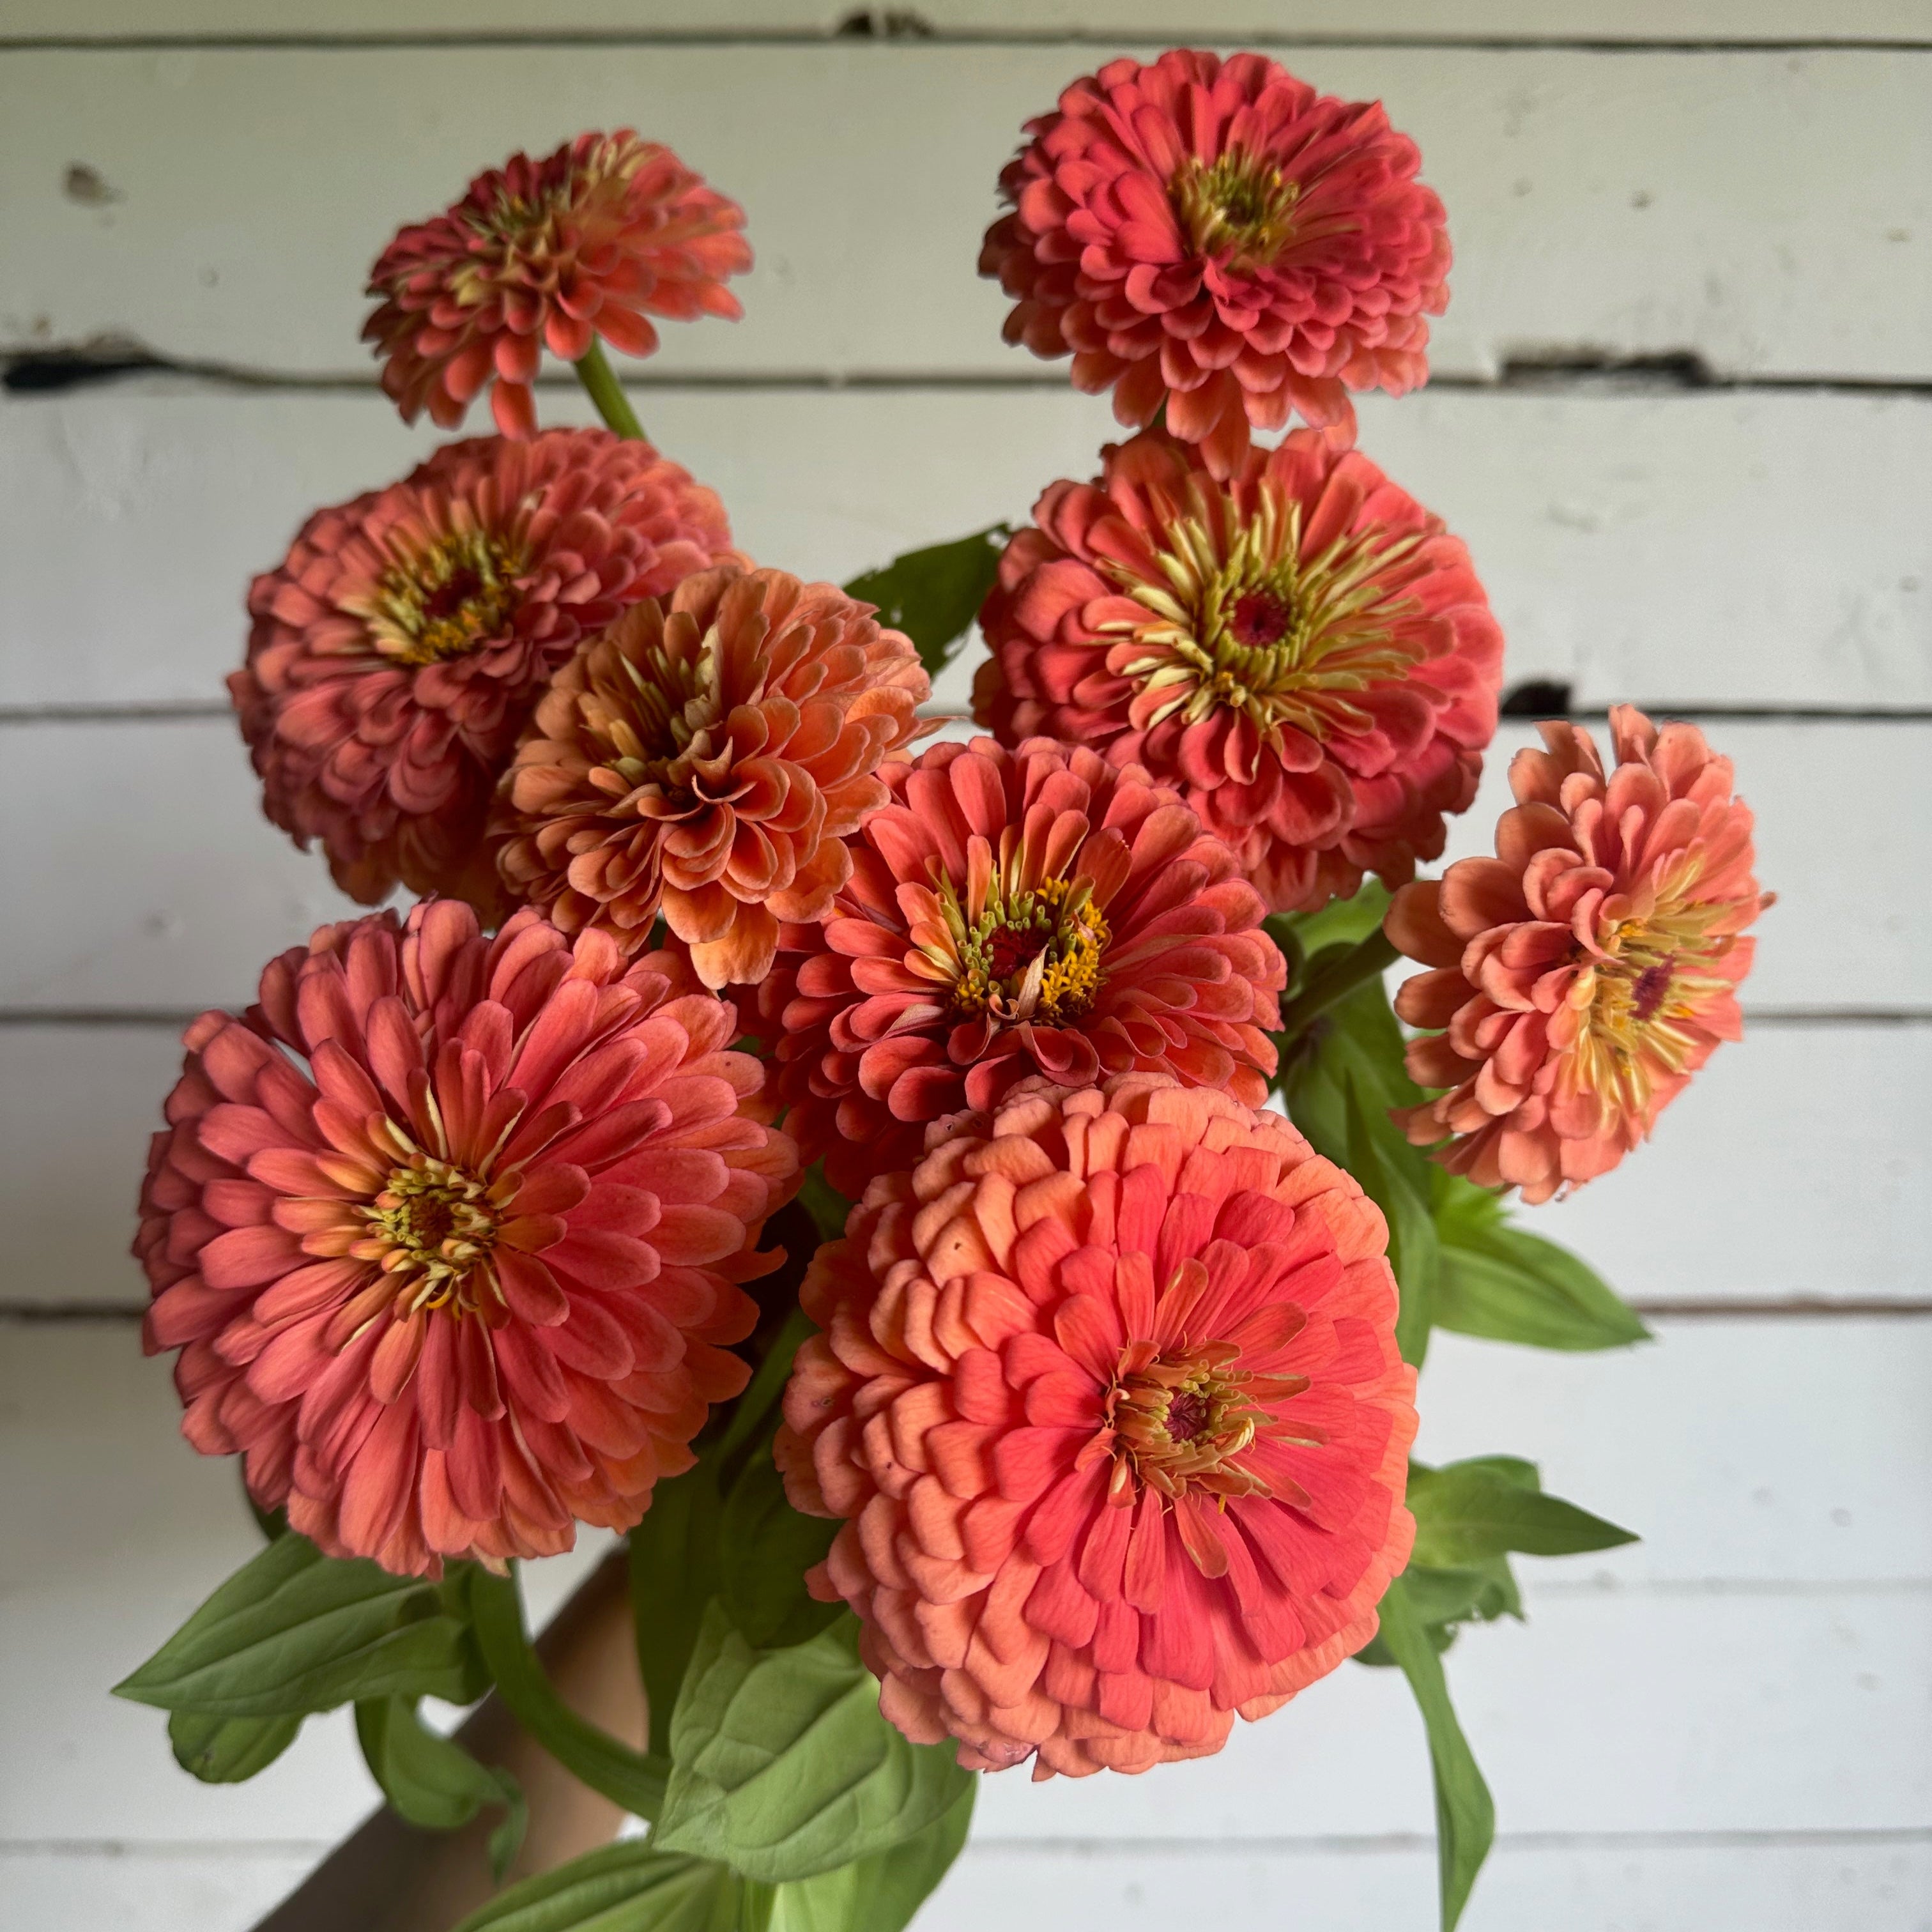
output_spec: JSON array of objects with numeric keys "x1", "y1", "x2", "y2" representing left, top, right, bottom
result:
[{"x1": 1, "y1": 5, "x2": 1925, "y2": 1929}]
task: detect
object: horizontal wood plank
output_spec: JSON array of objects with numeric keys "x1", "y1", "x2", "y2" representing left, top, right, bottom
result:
[
  {"x1": 6, "y1": 1835, "x2": 1929, "y2": 1932},
  {"x1": 2, "y1": 1324, "x2": 1925, "y2": 1851},
  {"x1": 6, "y1": 1018, "x2": 1922, "y2": 1312},
  {"x1": 10, "y1": 2, "x2": 1931, "y2": 46},
  {"x1": 7, "y1": 380, "x2": 1929, "y2": 714},
  {"x1": 3, "y1": 47, "x2": 1928, "y2": 381},
  {"x1": 0, "y1": 716, "x2": 1910, "y2": 1014}
]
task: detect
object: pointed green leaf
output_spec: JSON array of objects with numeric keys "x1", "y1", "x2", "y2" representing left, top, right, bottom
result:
[
  {"x1": 356, "y1": 1694, "x2": 528, "y2": 1882},
  {"x1": 843, "y1": 527, "x2": 1009, "y2": 678},
  {"x1": 1434, "y1": 1189, "x2": 1650, "y2": 1352},
  {"x1": 718, "y1": 1446, "x2": 841, "y2": 1653},
  {"x1": 1275, "y1": 879, "x2": 1392, "y2": 962},
  {"x1": 659, "y1": 1606, "x2": 973, "y2": 1884},
  {"x1": 167, "y1": 1708, "x2": 301, "y2": 1783},
  {"x1": 771, "y1": 1782, "x2": 974, "y2": 1932},
  {"x1": 1409, "y1": 1458, "x2": 1637, "y2": 1566},
  {"x1": 447, "y1": 1841, "x2": 737, "y2": 1932},
  {"x1": 114, "y1": 1533, "x2": 486, "y2": 1718},
  {"x1": 1377, "y1": 1572, "x2": 1494, "y2": 1931},
  {"x1": 630, "y1": 1465, "x2": 726, "y2": 1766}
]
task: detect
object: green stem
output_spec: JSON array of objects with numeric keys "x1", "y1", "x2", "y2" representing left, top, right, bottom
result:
[
  {"x1": 468, "y1": 1565, "x2": 668, "y2": 1822},
  {"x1": 574, "y1": 338, "x2": 647, "y2": 441},
  {"x1": 1275, "y1": 927, "x2": 1400, "y2": 1043}
]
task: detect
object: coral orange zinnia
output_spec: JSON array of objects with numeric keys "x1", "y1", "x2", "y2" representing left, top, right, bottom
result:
[
  {"x1": 1386, "y1": 706, "x2": 1771, "y2": 1203},
  {"x1": 365, "y1": 131, "x2": 751, "y2": 438},
  {"x1": 135, "y1": 901, "x2": 796, "y2": 1577},
  {"x1": 233, "y1": 430, "x2": 735, "y2": 909},
  {"x1": 776, "y1": 1075, "x2": 1417, "y2": 1777},
  {"x1": 491, "y1": 565, "x2": 929, "y2": 990},
  {"x1": 739, "y1": 736, "x2": 1286, "y2": 1197},
  {"x1": 981, "y1": 50, "x2": 1450, "y2": 476},
  {"x1": 976, "y1": 429, "x2": 1501, "y2": 914}
]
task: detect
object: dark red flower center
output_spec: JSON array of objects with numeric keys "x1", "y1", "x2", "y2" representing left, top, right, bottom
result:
[
  {"x1": 353, "y1": 1154, "x2": 507, "y2": 1315},
  {"x1": 985, "y1": 921, "x2": 1049, "y2": 983},
  {"x1": 1229, "y1": 588, "x2": 1296, "y2": 647},
  {"x1": 374, "y1": 532, "x2": 526, "y2": 667},
  {"x1": 1631, "y1": 958, "x2": 1676, "y2": 1023},
  {"x1": 1170, "y1": 148, "x2": 1301, "y2": 273},
  {"x1": 1164, "y1": 1390, "x2": 1211, "y2": 1443}
]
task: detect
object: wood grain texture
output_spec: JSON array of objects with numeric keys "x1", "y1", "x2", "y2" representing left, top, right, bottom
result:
[
  {"x1": 3, "y1": 1323, "x2": 1925, "y2": 1852},
  {"x1": 5, "y1": 1018, "x2": 1922, "y2": 1312},
  {"x1": 3, "y1": 46, "x2": 1928, "y2": 381},
  {"x1": 0, "y1": 716, "x2": 1906, "y2": 1014},
  {"x1": 7, "y1": 380, "x2": 1928, "y2": 714},
  {"x1": 10, "y1": 1, "x2": 1932, "y2": 44}
]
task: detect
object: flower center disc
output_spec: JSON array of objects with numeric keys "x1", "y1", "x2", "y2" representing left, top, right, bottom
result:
[
  {"x1": 374, "y1": 532, "x2": 526, "y2": 666},
  {"x1": 1107, "y1": 1348, "x2": 1276, "y2": 1503},
  {"x1": 355, "y1": 1154, "x2": 505, "y2": 1315},
  {"x1": 1171, "y1": 148, "x2": 1300, "y2": 272},
  {"x1": 948, "y1": 875, "x2": 1110, "y2": 1027}
]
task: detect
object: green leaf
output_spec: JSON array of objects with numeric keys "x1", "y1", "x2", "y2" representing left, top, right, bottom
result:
[
  {"x1": 447, "y1": 1841, "x2": 738, "y2": 1932},
  {"x1": 771, "y1": 1782, "x2": 974, "y2": 1932},
  {"x1": 659, "y1": 1606, "x2": 973, "y2": 1884},
  {"x1": 719, "y1": 1446, "x2": 841, "y2": 1652},
  {"x1": 114, "y1": 1533, "x2": 487, "y2": 1719},
  {"x1": 1408, "y1": 1457, "x2": 1638, "y2": 1567},
  {"x1": 468, "y1": 1566, "x2": 668, "y2": 1823},
  {"x1": 1276, "y1": 879, "x2": 1392, "y2": 962},
  {"x1": 1433, "y1": 1181, "x2": 1650, "y2": 1352},
  {"x1": 1379, "y1": 1572, "x2": 1494, "y2": 1930},
  {"x1": 1344, "y1": 1073, "x2": 1440, "y2": 1368},
  {"x1": 629, "y1": 1465, "x2": 726, "y2": 1767},
  {"x1": 167, "y1": 1708, "x2": 301, "y2": 1783},
  {"x1": 843, "y1": 527, "x2": 1008, "y2": 679},
  {"x1": 356, "y1": 1694, "x2": 528, "y2": 1882}
]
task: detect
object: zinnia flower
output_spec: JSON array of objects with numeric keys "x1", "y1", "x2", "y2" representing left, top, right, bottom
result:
[
  {"x1": 776, "y1": 1074, "x2": 1417, "y2": 1777},
  {"x1": 1386, "y1": 705, "x2": 1771, "y2": 1203},
  {"x1": 490, "y1": 564, "x2": 929, "y2": 990},
  {"x1": 740, "y1": 736, "x2": 1286, "y2": 1197},
  {"x1": 134, "y1": 901, "x2": 796, "y2": 1577},
  {"x1": 974, "y1": 429, "x2": 1501, "y2": 913},
  {"x1": 979, "y1": 49, "x2": 1450, "y2": 477},
  {"x1": 232, "y1": 429, "x2": 736, "y2": 909},
  {"x1": 365, "y1": 131, "x2": 751, "y2": 438}
]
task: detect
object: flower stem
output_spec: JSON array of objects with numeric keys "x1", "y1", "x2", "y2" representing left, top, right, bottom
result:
[
  {"x1": 468, "y1": 1564, "x2": 668, "y2": 1821},
  {"x1": 574, "y1": 338, "x2": 647, "y2": 441},
  {"x1": 1275, "y1": 927, "x2": 1400, "y2": 1043}
]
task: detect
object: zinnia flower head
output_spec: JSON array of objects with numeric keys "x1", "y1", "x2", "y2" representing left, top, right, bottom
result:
[
  {"x1": 1387, "y1": 705, "x2": 1771, "y2": 1203},
  {"x1": 135, "y1": 900, "x2": 796, "y2": 1577},
  {"x1": 490, "y1": 564, "x2": 930, "y2": 990},
  {"x1": 365, "y1": 131, "x2": 751, "y2": 438},
  {"x1": 975, "y1": 428, "x2": 1501, "y2": 913},
  {"x1": 980, "y1": 50, "x2": 1451, "y2": 477},
  {"x1": 739, "y1": 735, "x2": 1287, "y2": 1196},
  {"x1": 776, "y1": 1074, "x2": 1417, "y2": 1777},
  {"x1": 233, "y1": 429, "x2": 736, "y2": 909}
]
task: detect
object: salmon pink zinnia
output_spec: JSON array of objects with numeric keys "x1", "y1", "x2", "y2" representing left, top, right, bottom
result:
[
  {"x1": 233, "y1": 429, "x2": 735, "y2": 910},
  {"x1": 976, "y1": 429, "x2": 1501, "y2": 914},
  {"x1": 738, "y1": 737, "x2": 1287, "y2": 1197},
  {"x1": 365, "y1": 130, "x2": 751, "y2": 438},
  {"x1": 490, "y1": 564, "x2": 929, "y2": 990},
  {"x1": 1387, "y1": 706, "x2": 1771, "y2": 1202},
  {"x1": 777, "y1": 1075, "x2": 1417, "y2": 1777},
  {"x1": 135, "y1": 901, "x2": 797, "y2": 1577},
  {"x1": 980, "y1": 49, "x2": 1451, "y2": 477}
]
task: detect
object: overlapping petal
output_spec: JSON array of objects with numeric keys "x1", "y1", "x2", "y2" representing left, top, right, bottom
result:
[
  {"x1": 975, "y1": 428, "x2": 1501, "y2": 912},
  {"x1": 777, "y1": 1075, "x2": 1416, "y2": 1776},
  {"x1": 365, "y1": 131, "x2": 751, "y2": 438},
  {"x1": 491, "y1": 565, "x2": 929, "y2": 988},
  {"x1": 979, "y1": 49, "x2": 1450, "y2": 476},
  {"x1": 134, "y1": 901, "x2": 797, "y2": 1577},
  {"x1": 738, "y1": 735, "x2": 1287, "y2": 1195},
  {"x1": 231, "y1": 430, "x2": 735, "y2": 908},
  {"x1": 1386, "y1": 705, "x2": 1772, "y2": 1202}
]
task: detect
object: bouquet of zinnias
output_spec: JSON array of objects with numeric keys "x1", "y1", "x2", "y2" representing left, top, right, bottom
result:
[{"x1": 118, "y1": 54, "x2": 1768, "y2": 1932}]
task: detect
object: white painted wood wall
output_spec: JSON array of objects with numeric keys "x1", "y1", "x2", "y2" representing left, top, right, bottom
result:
[{"x1": 2, "y1": 3, "x2": 1928, "y2": 1927}]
